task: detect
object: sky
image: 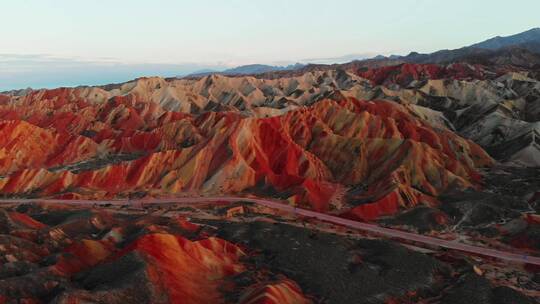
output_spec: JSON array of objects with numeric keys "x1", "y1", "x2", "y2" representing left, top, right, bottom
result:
[{"x1": 1, "y1": 0, "x2": 539, "y2": 90}]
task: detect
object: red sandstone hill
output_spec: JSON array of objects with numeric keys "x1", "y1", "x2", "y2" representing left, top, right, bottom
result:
[
  {"x1": 5, "y1": 62, "x2": 534, "y2": 167},
  {"x1": 0, "y1": 204, "x2": 313, "y2": 303},
  {"x1": 354, "y1": 63, "x2": 495, "y2": 86},
  {"x1": 0, "y1": 84, "x2": 493, "y2": 220}
]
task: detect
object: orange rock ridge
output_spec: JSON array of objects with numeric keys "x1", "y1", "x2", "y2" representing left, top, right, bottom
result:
[{"x1": 0, "y1": 87, "x2": 493, "y2": 220}]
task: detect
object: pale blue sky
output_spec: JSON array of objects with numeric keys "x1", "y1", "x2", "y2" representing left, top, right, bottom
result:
[{"x1": 1, "y1": 0, "x2": 539, "y2": 90}]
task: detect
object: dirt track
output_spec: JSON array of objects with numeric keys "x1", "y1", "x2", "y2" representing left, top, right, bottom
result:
[{"x1": 1, "y1": 196, "x2": 539, "y2": 266}]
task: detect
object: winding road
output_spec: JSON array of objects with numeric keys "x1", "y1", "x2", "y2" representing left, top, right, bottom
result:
[{"x1": 1, "y1": 196, "x2": 539, "y2": 266}]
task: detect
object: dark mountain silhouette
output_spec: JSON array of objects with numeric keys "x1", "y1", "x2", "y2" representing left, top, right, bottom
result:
[{"x1": 470, "y1": 27, "x2": 540, "y2": 50}]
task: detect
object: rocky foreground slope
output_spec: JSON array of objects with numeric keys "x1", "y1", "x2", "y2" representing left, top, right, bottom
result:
[{"x1": 0, "y1": 201, "x2": 536, "y2": 304}]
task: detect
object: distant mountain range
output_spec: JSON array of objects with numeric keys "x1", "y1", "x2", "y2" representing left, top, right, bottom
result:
[
  {"x1": 186, "y1": 28, "x2": 540, "y2": 79},
  {"x1": 367, "y1": 27, "x2": 540, "y2": 67},
  {"x1": 470, "y1": 27, "x2": 540, "y2": 49},
  {"x1": 186, "y1": 63, "x2": 305, "y2": 77}
]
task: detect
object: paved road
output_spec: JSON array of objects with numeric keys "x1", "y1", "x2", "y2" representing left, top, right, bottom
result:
[{"x1": 1, "y1": 196, "x2": 539, "y2": 266}]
